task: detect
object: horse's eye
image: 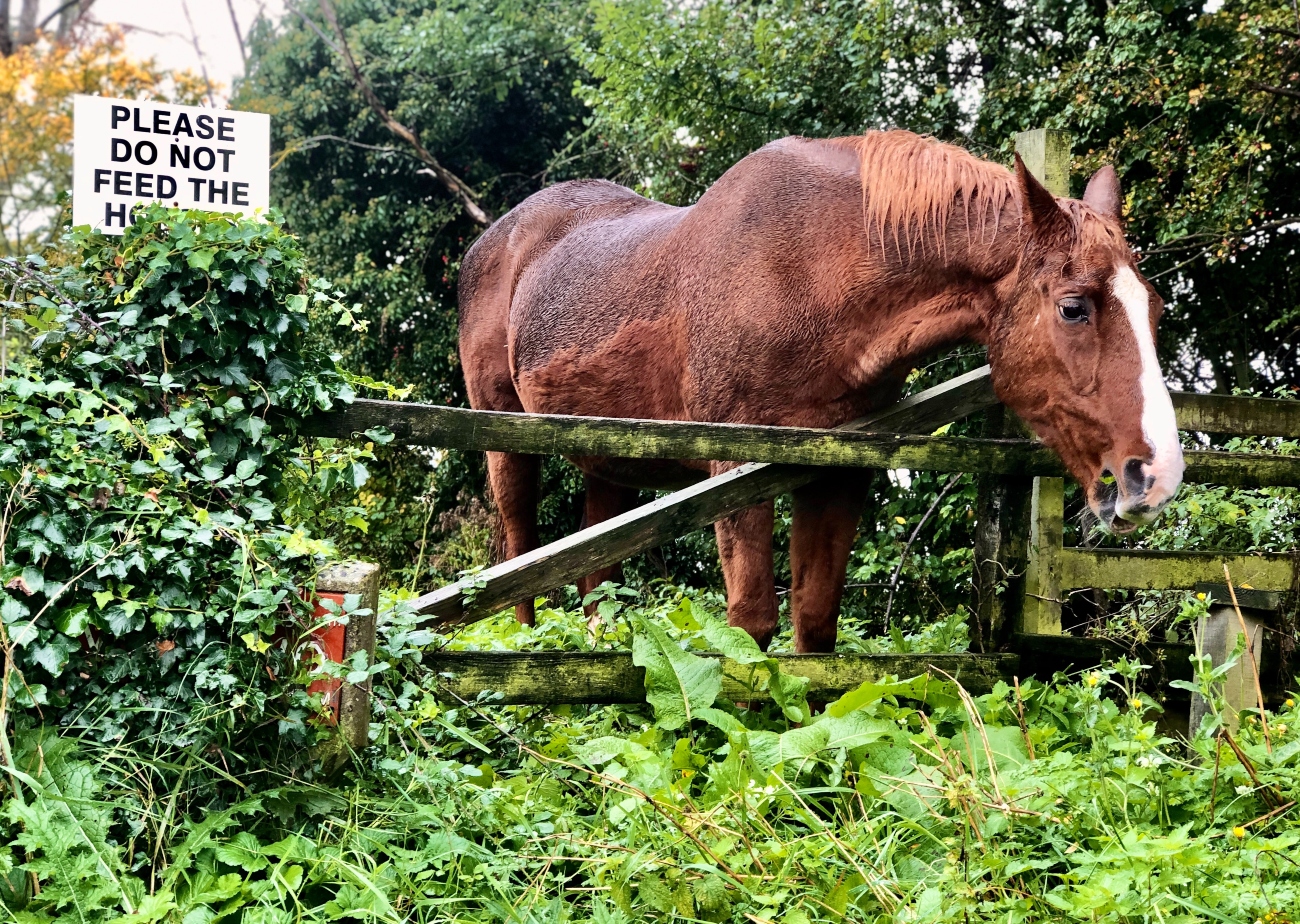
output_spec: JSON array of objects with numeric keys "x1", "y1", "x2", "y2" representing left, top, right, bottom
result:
[{"x1": 1058, "y1": 297, "x2": 1090, "y2": 324}]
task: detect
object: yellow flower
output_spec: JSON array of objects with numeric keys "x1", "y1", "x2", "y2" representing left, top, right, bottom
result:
[
  {"x1": 1129, "y1": 698, "x2": 1143, "y2": 711},
  {"x1": 1196, "y1": 592, "x2": 1206, "y2": 601},
  {"x1": 894, "y1": 516, "x2": 907, "y2": 525},
  {"x1": 1285, "y1": 699, "x2": 1295, "y2": 708},
  {"x1": 1233, "y1": 826, "x2": 1247, "y2": 838},
  {"x1": 1087, "y1": 673, "x2": 1100, "y2": 688}
]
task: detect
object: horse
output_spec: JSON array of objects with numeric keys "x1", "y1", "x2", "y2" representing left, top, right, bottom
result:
[{"x1": 457, "y1": 130, "x2": 1184, "y2": 652}]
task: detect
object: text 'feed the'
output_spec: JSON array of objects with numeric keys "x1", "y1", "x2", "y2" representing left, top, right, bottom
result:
[{"x1": 72, "y1": 95, "x2": 270, "y2": 235}]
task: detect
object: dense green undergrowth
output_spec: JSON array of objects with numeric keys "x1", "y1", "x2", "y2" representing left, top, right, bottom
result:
[
  {"x1": 3, "y1": 208, "x2": 1299, "y2": 923},
  {"x1": 1, "y1": 586, "x2": 1296, "y2": 923}
]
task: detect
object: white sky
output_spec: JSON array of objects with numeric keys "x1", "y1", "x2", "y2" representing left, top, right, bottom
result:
[{"x1": 38, "y1": 0, "x2": 286, "y2": 104}]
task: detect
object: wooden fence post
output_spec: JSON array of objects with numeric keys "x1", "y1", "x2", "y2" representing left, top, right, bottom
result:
[
  {"x1": 1021, "y1": 476, "x2": 1065, "y2": 635},
  {"x1": 974, "y1": 128, "x2": 1071, "y2": 649},
  {"x1": 1187, "y1": 583, "x2": 1281, "y2": 735},
  {"x1": 972, "y1": 406, "x2": 1031, "y2": 651},
  {"x1": 1014, "y1": 128, "x2": 1072, "y2": 198}
]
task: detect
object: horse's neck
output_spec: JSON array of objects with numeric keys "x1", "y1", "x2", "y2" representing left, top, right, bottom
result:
[{"x1": 839, "y1": 216, "x2": 1023, "y2": 389}]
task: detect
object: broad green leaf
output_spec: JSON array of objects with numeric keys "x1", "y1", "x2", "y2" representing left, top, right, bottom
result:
[{"x1": 631, "y1": 615, "x2": 720, "y2": 730}]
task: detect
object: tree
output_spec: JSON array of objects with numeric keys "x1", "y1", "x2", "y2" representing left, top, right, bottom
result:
[
  {"x1": 237, "y1": 0, "x2": 610, "y2": 577},
  {"x1": 0, "y1": 23, "x2": 205, "y2": 255},
  {"x1": 977, "y1": 0, "x2": 1299, "y2": 392}
]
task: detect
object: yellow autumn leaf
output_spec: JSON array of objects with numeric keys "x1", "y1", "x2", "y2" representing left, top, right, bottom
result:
[{"x1": 240, "y1": 632, "x2": 271, "y2": 654}]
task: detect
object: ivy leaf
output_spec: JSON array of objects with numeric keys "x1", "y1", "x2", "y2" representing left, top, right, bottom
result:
[
  {"x1": 187, "y1": 249, "x2": 216, "y2": 271},
  {"x1": 241, "y1": 632, "x2": 271, "y2": 654},
  {"x1": 55, "y1": 603, "x2": 91, "y2": 636}
]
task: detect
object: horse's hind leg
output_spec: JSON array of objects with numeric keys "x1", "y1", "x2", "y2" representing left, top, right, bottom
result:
[
  {"x1": 486, "y1": 451, "x2": 541, "y2": 625},
  {"x1": 789, "y1": 471, "x2": 871, "y2": 653},
  {"x1": 576, "y1": 475, "x2": 641, "y2": 629},
  {"x1": 715, "y1": 499, "x2": 779, "y2": 650}
]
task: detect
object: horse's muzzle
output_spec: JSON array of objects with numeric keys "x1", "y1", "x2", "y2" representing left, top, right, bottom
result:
[{"x1": 1093, "y1": 450, "x2": 1185, "y2": 534}]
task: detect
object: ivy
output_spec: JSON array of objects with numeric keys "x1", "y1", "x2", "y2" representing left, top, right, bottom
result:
[{"x1": 0, "y1": 206, "x2": 367, "y2": 766}]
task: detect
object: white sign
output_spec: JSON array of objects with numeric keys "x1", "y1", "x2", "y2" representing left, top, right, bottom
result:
[{"x1": 73, "y1": 95, "x2": 270, "y2": 234}]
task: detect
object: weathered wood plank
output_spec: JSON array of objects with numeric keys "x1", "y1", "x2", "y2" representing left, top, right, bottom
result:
[
  {"x1": 413, "y1": 462, "x2": 806, "y2": 624},
  {"x1": 305, "y1": 399, "x2": 1300, "y2": 485},
  {"x1": 1058, "y1": 549, "x2": 1297, "y2": 592},
  {"x1": 305, "y1": 401, "x2": 1054, "y2": 472},
  {"x1": 414, "y1": 368, "x2": 1002, "y2": 625},
  {"x1": 425, "y1": 650, "x2": 1020, "y2": 704},
  {"x1": 1011, "y1": 633, "x2": 1194, "y2": 686},
  {"x1": 1173, "y1": 391, "x2": 1300, "y2": 438}
]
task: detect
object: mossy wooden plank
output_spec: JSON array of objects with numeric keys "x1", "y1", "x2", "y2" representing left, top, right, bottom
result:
[
  {"x1": 1058, "y1": 549, "x2": 1296, "y2": 591},
  {"x1": 1173, "y1": 391, "x2": 1300, "y2": 438},
  {"x1": 414, "y1": 370, "x2": 1002, "y2": 626},
  {"x1": 1011, "y1": 633, "x2": 1194, "y2": 685},
  {"x1": 425, "y1": 651, "x2": 1019, "y2": 704},
  {"x1": 300, "y1": 400, "x2": 1300, "y2": 485}
]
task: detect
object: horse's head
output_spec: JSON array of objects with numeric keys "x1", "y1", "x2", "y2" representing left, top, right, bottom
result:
[{"x1": 986, "y1": 157, "x2": 1184, "y2": 534}]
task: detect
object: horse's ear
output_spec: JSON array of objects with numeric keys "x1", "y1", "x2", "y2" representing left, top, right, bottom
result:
[
  {"x1": 1082, "y1": 165, "x2": 1123, "y2": 223},
  {"x1": 1014, "y1": 153, "x2": 1070, "y2": 241}
]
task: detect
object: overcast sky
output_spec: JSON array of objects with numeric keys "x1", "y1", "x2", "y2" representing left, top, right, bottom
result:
[{"x1": 43, "y1": 0, "x2": 286, "y2": 104}]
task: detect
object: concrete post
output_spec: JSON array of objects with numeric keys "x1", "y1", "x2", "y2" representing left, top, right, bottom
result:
[
  {"x1": 1187, "y1": 583, "x2": 1278, "y2": 736},
  {"x1": 312, "y1": 561, "x2": 381, "y2": 772}
]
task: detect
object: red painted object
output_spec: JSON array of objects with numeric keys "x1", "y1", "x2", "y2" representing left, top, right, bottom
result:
[{"x1": 307, "y1": 591, "x2": 347, "y2": 724}]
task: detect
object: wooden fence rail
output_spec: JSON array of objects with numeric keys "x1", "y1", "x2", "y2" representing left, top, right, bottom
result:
[{"x1": 304, "y1": 389, "x2": 1300, "y2": 487}]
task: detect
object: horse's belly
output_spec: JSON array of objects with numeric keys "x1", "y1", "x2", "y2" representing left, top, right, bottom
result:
[
  {"x1": 569, "y1": 456, "x2": 709, "y2": 490},
  {"x1": 513, "y1": 313, "x2": 690, "y2": 421}
]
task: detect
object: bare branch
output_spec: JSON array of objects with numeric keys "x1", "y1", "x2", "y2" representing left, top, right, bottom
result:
[
  {"x1": 181, "y1": 0, "x2": 218, "y2": 106},
  {"x1": 225, "y1": 0, "x2": 247, "y2": 69},
  {"x1": 311, "y1": 0, "x2": 493, "y2": 227},
  {"x1": 40, "y1": 0, "x2": 94, "y2": 37},
  {"x1": 1250, "y1": 79, "x2": 1300, "y2": 100},
  {"x1": 271, "y1": 133, "x2": 415, "y2": 169}
]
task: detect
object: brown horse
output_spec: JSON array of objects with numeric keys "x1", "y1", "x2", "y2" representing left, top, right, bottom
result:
[{"x1": 457, "y1": 130, "x2": 1184, "y2": 651}]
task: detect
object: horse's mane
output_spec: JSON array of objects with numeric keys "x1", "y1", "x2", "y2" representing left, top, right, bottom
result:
[{"x1": 849, "y1": 131, "x2": 1016, "y2": 255}]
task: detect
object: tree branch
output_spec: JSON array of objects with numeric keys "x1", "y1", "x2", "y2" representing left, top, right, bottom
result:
[
  {"x1": 1250, "y1": 80, "x2": 1300, "y2": 100},
  {"x1": 312, "y1": 0, "x2": 493, "y2": 227},
  {"x1": 1260, "y1": 25, "x2": 1300, "y2": 40},
  {"x1": 0, "y1": 0, "x2": 11, "y2": 57},
  {"x1": 225, "y1": 0, "x2": 247, "y2": 68},
  {"x1": 16, "y1": 0, "x2": 37, "y2": 47}
]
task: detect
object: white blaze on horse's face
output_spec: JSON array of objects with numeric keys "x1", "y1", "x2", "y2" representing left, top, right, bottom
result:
[{"x1": 1108, "y1": 265, "x2": 1184, "y2": 525}]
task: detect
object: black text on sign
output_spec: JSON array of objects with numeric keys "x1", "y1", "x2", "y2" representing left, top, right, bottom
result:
[{"x1": 73, "y1": 95, "x2": 270, "y2": 234}]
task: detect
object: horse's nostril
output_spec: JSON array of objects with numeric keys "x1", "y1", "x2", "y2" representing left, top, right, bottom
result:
[{"x1": 1122, "y1": 457, "x2": 1149, "y2": 496}]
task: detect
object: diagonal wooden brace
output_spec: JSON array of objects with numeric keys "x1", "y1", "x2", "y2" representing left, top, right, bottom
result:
[{"x1": 413, "y1": 366, "x2": 998, "y2": 627}]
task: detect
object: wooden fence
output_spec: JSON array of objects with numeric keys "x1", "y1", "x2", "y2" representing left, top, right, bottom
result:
[{"x1": 305, "y1": 129, "x2": 1299, "y2": 715}]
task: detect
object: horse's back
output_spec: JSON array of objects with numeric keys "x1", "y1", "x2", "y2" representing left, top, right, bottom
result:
[{"x1": 458, "y1": 179, "x2": 667, "y2": 413}]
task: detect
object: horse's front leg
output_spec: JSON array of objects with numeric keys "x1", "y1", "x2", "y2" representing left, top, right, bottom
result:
[
  {"x1": 789, "y1": 471, "x2": 872, "y2": 653},
  {"x1": 713, "y1": 493, "x2": 779, "y2": 651},
  {"x1": 577, "y1": 474, "x2": 642, "y2": 632}
]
